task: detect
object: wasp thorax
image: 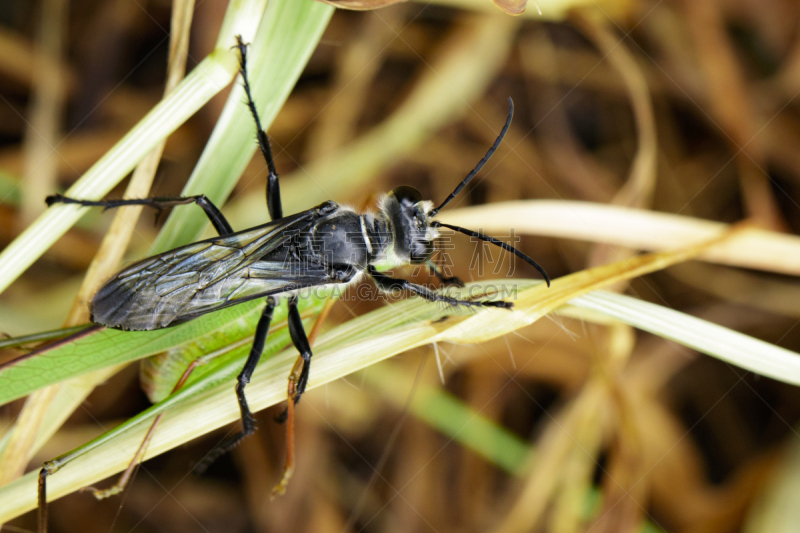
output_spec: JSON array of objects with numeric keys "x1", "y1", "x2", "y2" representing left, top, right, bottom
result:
[
  {"x1": 383, "y1": 187, "x2": 436, "y2": 265},
  {"x1": 309, "y1": 209, "x2": 369, "y2": 267}
]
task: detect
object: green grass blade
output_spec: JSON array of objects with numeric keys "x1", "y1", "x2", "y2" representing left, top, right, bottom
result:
[{"x1": 0, "y1": 325, "x2": 90, "y2": 350}]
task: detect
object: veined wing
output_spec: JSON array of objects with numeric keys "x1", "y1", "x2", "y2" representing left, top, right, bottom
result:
[{"x1": 91, "y1": 203, "x2": 337, "y2": 331}]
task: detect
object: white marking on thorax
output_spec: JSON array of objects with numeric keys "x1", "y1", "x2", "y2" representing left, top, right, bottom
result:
[{"x1": 360, "y1": 216, "x2": 373, "y2": 256}]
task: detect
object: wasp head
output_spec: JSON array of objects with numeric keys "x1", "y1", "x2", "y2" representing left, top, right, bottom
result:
[{"x1": 383, "y1": 186, "x2": 437, "y2": 265}]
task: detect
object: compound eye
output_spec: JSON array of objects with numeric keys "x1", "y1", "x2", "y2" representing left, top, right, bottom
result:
[{"x1": 390, "y1": 185, "x2": 422, "y2": 207}]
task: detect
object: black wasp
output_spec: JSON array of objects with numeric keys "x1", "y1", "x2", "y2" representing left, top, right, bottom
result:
[{"x1": 44, "y1": 36, "x2": 549, "y2": 498}]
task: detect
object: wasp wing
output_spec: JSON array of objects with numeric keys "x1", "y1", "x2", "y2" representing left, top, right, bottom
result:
[{"x1": 92, "y1": 205, "x2": 336, "y2": 331}]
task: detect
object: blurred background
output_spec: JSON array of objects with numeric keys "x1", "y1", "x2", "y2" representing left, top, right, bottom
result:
[{"x1": 2, "y1": 0, "x2": 800, "y2": 531}]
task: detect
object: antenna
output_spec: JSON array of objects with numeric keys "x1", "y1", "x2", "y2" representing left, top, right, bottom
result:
[
  {"x1": 429, "y1": 97, "x2": 514, "y2": 217},
  {"x1": 432, "y1": 221, "x2": 550, "y2": 286}
]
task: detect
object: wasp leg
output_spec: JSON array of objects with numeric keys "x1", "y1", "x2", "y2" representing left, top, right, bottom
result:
[
  {"x1": 273, "y1": 296, "x2": 333, "y2": 425},
  {"x1": 45, "y1": 194, "x2": 234, "y2": 236},
  {"x1": 369, "y1": 266, "x2": 511, "y2": 309},
  {"x1": 428, "y1": 262, "x2": 465, "y2": 287},
  {"x1": 286, "y1": 295, "x2": 313, "y2": 402},
  {"x1": 194, "y1": 296, "x2": 276, "y2": 474},
  {"x1": 271, "y1": 294, "x2": 314, "y2": 497},
  {"x1": 234, "y1": 36, "x2": 282, "y2": 221}
]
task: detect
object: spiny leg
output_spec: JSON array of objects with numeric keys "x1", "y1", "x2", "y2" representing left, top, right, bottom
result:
[
  {"x1": 234, "y1": 36, "x2": 282, "y2": 221},
  {"x1": 46, "y1": 194, "x2": 234, "y2": 236},
  {"x1": 287, "y1": 295, "x2": 314, "y2": 403},
  {"x1": 272, "y1": 297, "x2": 333, "y2": 427},
  {"x1": 368, "y1": 266, "x2": 511, "y2": 309},
  {"x1": 194, "y1": 296, "x2": 277, "y2": 474},
  {"x1": 272, "y1": 294, "x2": 314, "y2": 497}
]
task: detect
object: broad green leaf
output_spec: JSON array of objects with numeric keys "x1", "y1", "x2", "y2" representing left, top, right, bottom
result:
[{"x1": 0, "y1": 294, "x2": 331, "y2": 407}]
